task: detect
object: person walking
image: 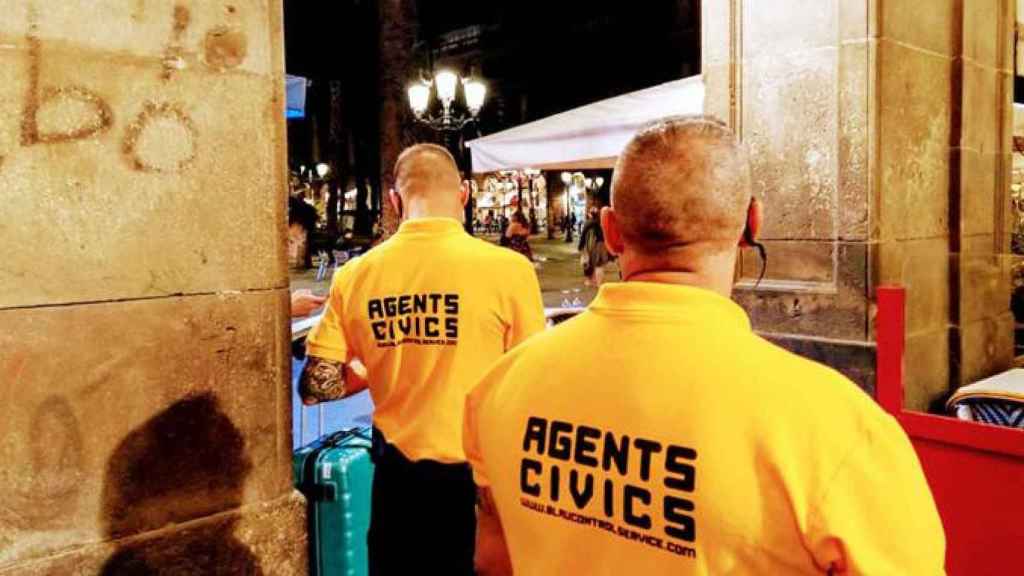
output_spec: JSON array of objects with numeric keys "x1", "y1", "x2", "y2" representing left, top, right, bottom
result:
[
  {"x1": 301, "y1": 144, "x2": 546, "y2": 575},
  {"x1": 578, "y1": 205, "x2": 613, "y2": 286},
  {"x1": 464, "y1": 116, "x2": 945, "y2": 575},
  {"x1": 505, "y1": 210, "x2": 533, "y2": 262}
]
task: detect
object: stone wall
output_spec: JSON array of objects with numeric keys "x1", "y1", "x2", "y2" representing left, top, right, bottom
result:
[
  {"x1": 704, "y1": 0, "x2": 1015, "y2": 409},
  {"x1": 704, "y1": 0, "x2": 877, "y2": 392},
  {"x1": 0, "y1": 1, "x2": 305, "y2": 573},
  {"x1": 950, "y1": 0, "x2": 1016, "y2": 389}
]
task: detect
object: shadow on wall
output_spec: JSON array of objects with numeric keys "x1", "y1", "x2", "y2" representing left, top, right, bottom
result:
[{"x1": 98, "y1": 393, "x2": 264, "y2": 575}]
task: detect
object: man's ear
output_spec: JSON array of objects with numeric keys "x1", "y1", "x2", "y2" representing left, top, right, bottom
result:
[
  {"x1": 600, "y1": 207, "x2": 625, "y2": 255},
  {"x1": 460, "y1": 183, "x2": 470, "y2": 208},
  {"x1": 388, "y1": 188, "x2": 403, "y2": 220},
  {"x1": 740, "y1": 197, "x2": 763, "y2": 247}
]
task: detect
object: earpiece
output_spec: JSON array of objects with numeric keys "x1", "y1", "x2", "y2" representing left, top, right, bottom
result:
[
  {"x1": 742, "y1": 226, "x2": 756, "y2": 247},
  {"x1": 743, "y1": 226, "x2": 768, "y2": 288},
  {"x1": 742, "y1": 199, "x2": 767, "y2": 288}
]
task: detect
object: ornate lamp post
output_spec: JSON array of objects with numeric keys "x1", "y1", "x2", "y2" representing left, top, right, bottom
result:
[
  {"x1": 407, "y1": 69, "x2": 487, "y2": 234},
  {"x1": 407, "y1": 69, "x2": 487, "y2": 132}
]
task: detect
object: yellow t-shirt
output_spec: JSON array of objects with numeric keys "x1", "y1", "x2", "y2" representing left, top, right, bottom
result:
[
  {"x1": 307, "y1": 217, "x2": 545, "y2": 463},
  {"x1": 465, "y1": 282, "x2": 945, "y2": 575}
]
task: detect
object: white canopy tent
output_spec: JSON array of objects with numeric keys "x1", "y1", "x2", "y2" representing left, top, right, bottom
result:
[{"x1": 466, "y1": 75, "x2": 705, "y2": 174}]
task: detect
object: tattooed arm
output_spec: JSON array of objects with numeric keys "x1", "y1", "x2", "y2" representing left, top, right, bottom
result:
[
  {"x1": 475, "y1": 487, "x2": 513, "y2": 576},
  {"x1": 299, "y1": 356, "x2": 345, "y2": 405}
]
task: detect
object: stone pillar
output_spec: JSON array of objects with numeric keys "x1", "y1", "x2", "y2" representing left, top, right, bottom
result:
[
  {"x1": 952, "y1": 0, "x2": 1016, "y2": 389},
  {"x1": 704, "y1": 0, "x2": 1015, "y2": 410},
  {"x1": 0, "y1": 1, "x2": 305, "y2": 573}
]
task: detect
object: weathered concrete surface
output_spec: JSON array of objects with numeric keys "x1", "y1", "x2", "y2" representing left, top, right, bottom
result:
[
  {"x1": 0, "y1": 2, "x2": 275, "y2": 77},
  {"x1": 706, "y1": 0, "x2": 1015, "y2": 410},
  {"x1": 705, "y1": 0, "x2": 876, "y2": 362},
  {"x1": 0, "y1": 0, "x2": 288, "y2": 309},
  {"x1": 0, "y1": 0, "x2": 301, "y2": 573},
  {"x1": 903, "y1": 328, "x2": 952, "y2": 413},
  {"x1": 949, "y1": 0, "x2": 1016, "y2": 390},
  {"x1": 876, "y1": 39, "x2": 951, "y2": 242},
  {"x1": 765, "y1": 333, "x2": 876, "y2": 395},
  {"x1": 736, "y1": 241, "x2": 868, "y2": 342},
  {"x1": 0, "y1": 290, "x2": 293, "y2": 566},
  {"x1": 0, "y1": 492, "x2": 306, "y2": 576},
  {"x1": 873, "y1": 238, "x2": 950, "y2": 337},
  {"x1": 956, "y1": 312, "x2": 1016, "y2": 386}
]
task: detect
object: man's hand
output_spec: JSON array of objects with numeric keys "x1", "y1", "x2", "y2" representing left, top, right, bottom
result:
[
  {"x1": 291, "y1": 289, "x2": 327, "y2": 318},
  {"x1": 475, "y1": 487, "x2": 513, "y2": 576}
]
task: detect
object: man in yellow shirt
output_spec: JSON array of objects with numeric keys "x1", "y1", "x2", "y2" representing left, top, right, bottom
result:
[
  {"x1": 464, "y1": 116, "x2": 946, "y2": 575},
  {"x1": 302, "y1": 144, "x2": 545, "y2": 575}
]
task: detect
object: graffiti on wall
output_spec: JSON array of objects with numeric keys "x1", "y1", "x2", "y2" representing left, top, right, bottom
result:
[{"x1": 10, "y1": 2, "x2": 249, "y2": 176}]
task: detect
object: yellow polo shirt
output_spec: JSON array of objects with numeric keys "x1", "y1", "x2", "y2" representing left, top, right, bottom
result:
[
  {"x1": 307, "y1": 217, "x2": 545, "y2": 463},
  {"x1": 465, "y1": 282, "x2": 945, "y2": 575}
]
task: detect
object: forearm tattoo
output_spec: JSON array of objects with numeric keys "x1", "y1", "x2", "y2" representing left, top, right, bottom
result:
[{"x1": 299, "y1": 356, "x2": 346, "y2": 404}]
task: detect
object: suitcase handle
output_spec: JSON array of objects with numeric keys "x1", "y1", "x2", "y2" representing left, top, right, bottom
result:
[{"x1": 323, "y1": 427, "x2": 372, "y2": 447}]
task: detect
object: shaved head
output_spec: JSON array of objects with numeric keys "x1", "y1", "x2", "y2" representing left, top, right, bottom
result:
[
  {"x1": 394, "y1": 143, "x2": 461, "y2": 200},
  {"x1": 611, "y1": 115, "x2": 752, "y2": 254}
]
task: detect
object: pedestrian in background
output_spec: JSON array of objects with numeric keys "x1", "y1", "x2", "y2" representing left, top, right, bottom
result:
[
  {"x1": 505, "y1": 210, "x2": 533, "y2": 261},
  {"x1": 578, "y1": 205, "x2": 612, "y2": 286}
]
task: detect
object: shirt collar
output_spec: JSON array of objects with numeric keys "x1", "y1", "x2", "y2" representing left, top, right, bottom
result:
[
  {"x1": 588, "y1": 281, "x2": 751, "y2": 331},
  {"x1": 395, "y1": 217, "x2": 466, "y2": 237}
]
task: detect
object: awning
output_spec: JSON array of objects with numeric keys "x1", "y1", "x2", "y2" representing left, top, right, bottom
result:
[{"x1": 466, "y1": 75, "x2": 705, "y2": 174}]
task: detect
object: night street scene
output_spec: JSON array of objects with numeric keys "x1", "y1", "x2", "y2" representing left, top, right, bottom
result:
[{"x1": 3, "y1": 1, "x2": 1024, "y2": 574}]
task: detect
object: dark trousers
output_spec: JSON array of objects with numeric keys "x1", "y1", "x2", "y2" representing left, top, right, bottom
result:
[{"x1": 368, "y1": 428, "x2": 476, "y2": 576}]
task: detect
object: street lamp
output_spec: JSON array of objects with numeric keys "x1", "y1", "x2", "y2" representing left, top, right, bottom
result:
[{"x1": 407, "y1": 69, "x2": 487, "y2": 132}]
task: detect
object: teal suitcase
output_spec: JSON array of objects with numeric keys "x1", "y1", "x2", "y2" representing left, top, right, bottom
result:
[{"x1": 294, "y1": 427, "x2": 375, "y2": 576}]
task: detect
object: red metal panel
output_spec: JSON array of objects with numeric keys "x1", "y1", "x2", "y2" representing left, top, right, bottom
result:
[
  {"x1": 908, "y1": 430, "x2": 1024, "y2": 576},
  {"x1": 875, "y1": 285, "x2": 1024, "y2": 575},
  {"x1": 875, "y1": 286, "x2": 905, "y2": 415},
  {"x1": 898, "y1": 411, "x2": 1024, "y2": 460}
]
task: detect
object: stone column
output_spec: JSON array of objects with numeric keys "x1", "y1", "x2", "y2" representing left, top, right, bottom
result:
[
  {"x1": 0, "y1": 1, "x2": 305, "y2": 573},
  {"x1": 952, "y1": 0, "x2": 1016, "y2": 389},
  {"x1": 704, "y1": 0, "x2": 1015, "y2": 410}
]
